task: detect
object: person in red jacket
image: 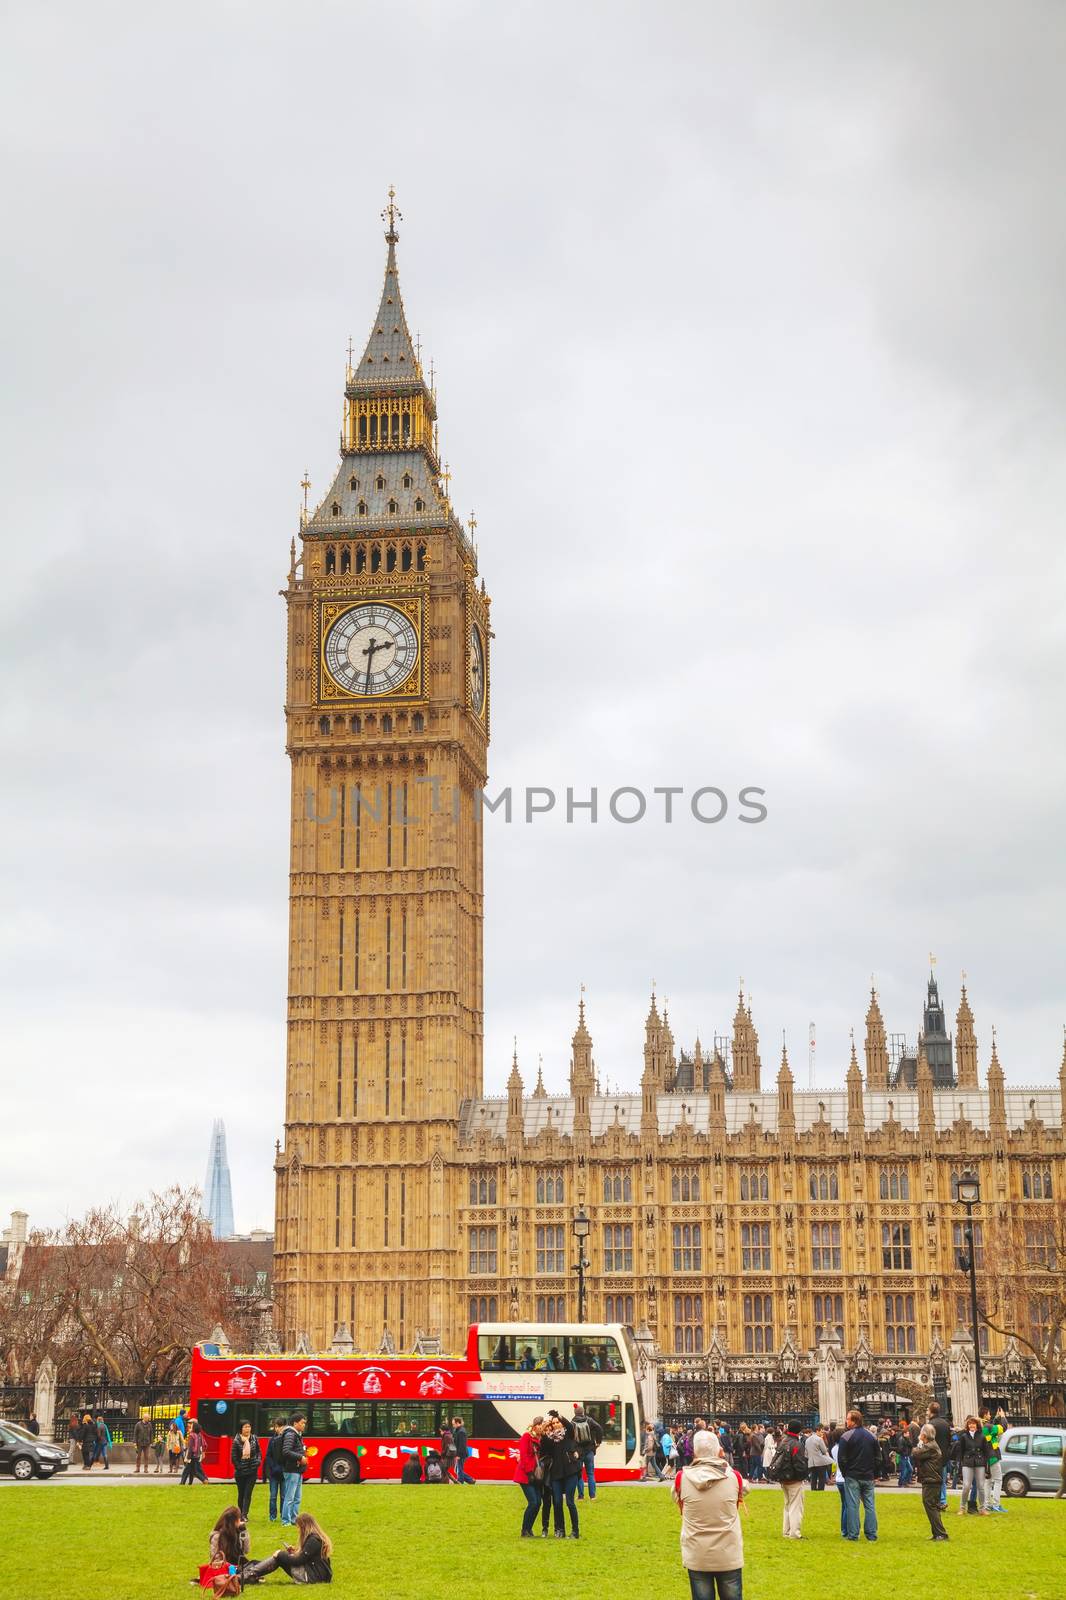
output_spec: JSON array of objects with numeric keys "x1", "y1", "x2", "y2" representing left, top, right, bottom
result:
[{"x1": 514, "y1": 1416, "x2": 546, "y2": 1538}]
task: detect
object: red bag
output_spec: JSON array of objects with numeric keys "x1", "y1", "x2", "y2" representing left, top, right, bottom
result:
[{"x1": 198, "y1": 1564, "x2": 231, "y2": 1592}]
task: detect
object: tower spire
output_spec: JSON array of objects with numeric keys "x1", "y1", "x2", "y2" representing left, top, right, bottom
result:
[{"x1": 381, "y1": 183, "x2": 402, "y2": 244}]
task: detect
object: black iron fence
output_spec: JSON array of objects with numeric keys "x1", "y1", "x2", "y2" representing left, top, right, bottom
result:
[
  {"x1": 660, "y1": 1368, "x2": 818, "y2": 1429},
  {"x1": 0, "y1": 1385, "x2": 36, "y2": 1426},
  {"x1": 982, "y1": 1376, "x2": 1066, "y2": 1426},
  {"x1": 54, "y1": 1384, "x2": 187, "y2": 1444}
]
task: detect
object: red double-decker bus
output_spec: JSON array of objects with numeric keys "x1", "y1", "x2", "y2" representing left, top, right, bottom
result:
[{"x1": 190, "y1": 1322, "x2": 643, "y2": 1484}]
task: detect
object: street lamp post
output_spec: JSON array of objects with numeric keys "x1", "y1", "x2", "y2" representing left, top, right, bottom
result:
[
  {"x1": 956, "y1": 1172, "x2": 984, "y2": 1409},
  {"x1": 572, "y1": 1208, "x2": 591, "y2": 1324}
]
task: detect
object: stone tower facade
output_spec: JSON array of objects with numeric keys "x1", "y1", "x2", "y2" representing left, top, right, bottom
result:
[
  {"x1": 273, "y1": 197, "x2": 490, "y2": 1346},
  {"x1": 273, "y1": 213, "x2": 1065, "y2": 1382}
]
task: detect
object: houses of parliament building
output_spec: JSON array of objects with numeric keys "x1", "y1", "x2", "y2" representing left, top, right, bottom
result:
[{"x1": 271, "y1": 200, "x2": 1066, "y2": 1381}]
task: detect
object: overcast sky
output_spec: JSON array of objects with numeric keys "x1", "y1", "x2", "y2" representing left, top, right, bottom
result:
[{"x1": 3, "y1": 1, "x2": 1064, "y2": 1233}]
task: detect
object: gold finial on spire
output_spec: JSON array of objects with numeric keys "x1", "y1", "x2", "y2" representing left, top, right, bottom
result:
[
  {"x1": 300, "y1": 470, "x2": 311, "y2": 527},
  {"x1": 440, "y1": 461, "x2": 451, "y2": 503},
  {"x1": 346, "y1": 335, "x2": 355, "y2": 375},
  {"x1": 468, "y1": 510, "x2": 477, "y2": 540},
  {"x1": 929, "y1": 951, "x2": 937, "y2": 968},
  {"x1": 382, "y1": 184, "x2": 402, "y2": 242}
]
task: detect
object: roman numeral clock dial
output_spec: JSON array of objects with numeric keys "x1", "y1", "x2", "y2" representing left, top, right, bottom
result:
[{"x1": 323, "y1": 603, "x2": 419, "y2": 696}]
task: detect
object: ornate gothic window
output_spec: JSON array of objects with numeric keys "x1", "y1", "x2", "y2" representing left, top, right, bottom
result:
[
  {"x1": 881, "y1": 1222, "x2": 912, "y2": 1271},
  {"x1": 813, "y1": 1293, "x2": 844, "y2": 1342},
  {"x1": 602, "y1": 1169, "x2": 632, "y2": 1203},
  {"x1": 376, "y1": 475, "x2": 386, "y2": 490},
  {"x1": 605, "y1": 1294, "x2": 634, "y2": 1326},
  {"x1": 808, "y1": 1166, "x2": 839, "y2": 1200},
  {"x1": 535, "y1": 1224, "x2": 565, "y2": 1274},
  {"x1": 388, "y1": 498, "x2": 398, "y2": 514},
  {"x1": 671, "y1": 1168, "x2": 701, "y2": 1202},
  {"x1": 358, "y1": 500, "x2": 368, "y2": 516},
  {"x1": 403, "y1": 473, "x2": 412, "y2": 489},
  {"x1": 469, "y1": 1295, "x2": 497, "y2": 1322},
  {"x1": 739, "y1": 1167, "x2": 769, "y2": 1201},
  {"x1": 1022, "y1": 1165, "x2": 1053, "y2": 1199},
  {"x1": 672, "y1": 1223, "x2": 702, "y2": 1272},
  {"x1": 673, "y1": 1294, "x2": 704, "y2": 1354},
  {"x1": 743, "y1": 1293, "x2": 774, "y2": 1354},
  {"x1": 878, "y1": 1164, "x2": 910, "y2": 1200},
  {"x1": 603, "y1": 1224, "x2": 633, "y2": 1272},
  {"x1": 884, "y1": 1292, "x2": 916, "y2": 1354},
  {"x1": 468, "y1": 1171, "x2": 497, "y2": 1207},
  {"x1": 810, "y1": 1222, "x2": 842, "y2": 1271},
  {"x1": 951, "y1": 1220, "x2": 984, "y2": 1269},
  {"x1": 741, "y1": 1222, "x2": 771, "y2": 1271},
  {"x1": 415, "y1": 497, "x2": 425, "y2": 512},
  {"x1": 536, "y1": 1294, "x2": 565, "y2": 1322},
  {"x1": 535, "y1": 1169, "x2": 565, "y2": 1204},
  {"x1": 468, "y1": 1225, "x2": 497, "y2": 1274},
  {"x1": 349, "y1": 475, "x2": 360, "y2": 491},
  {"x1": 1024, "y1": 1222, "x2": 1057, "y2": 1269},
  {"x1": 412, "y1": 712, "x2": 424, "y2": 732}
]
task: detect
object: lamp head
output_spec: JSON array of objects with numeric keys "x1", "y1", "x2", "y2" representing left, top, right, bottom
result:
[{"x1": 957, "y1": 1173, "x2": 980, "y2": 1206}]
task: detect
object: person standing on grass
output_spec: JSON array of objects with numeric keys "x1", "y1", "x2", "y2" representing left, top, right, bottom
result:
[
  {"x1": 912, "y1": 1424, "x2": 948, "y2": 1542},
  {"x1": 181, "y1": 1419, "x2": 208, "y2": 1485},
  {"x1": 543, "y1": 1412, "x2": 582, "y2": 1539},
  {"x1": 761, "y1": 1426, "x2": 778, "y2": 1480},
  {"x1": 767, "y1": 1418, "x2": 807, "y2": 1539},
  {"x1": 805, "y1": 1425, "x2": 832, "y2": 1491},
  {"x1": 673, "y1": 1429, "x2": 745, "y2": 1600},
  {"x1": 232, "y1": 1418, "x2": 262, "y2": 1519},
  {"x1": 133, "y1": 1413, "x2": 153, "y2": 1474},
  {"x1": 830, "y1": 1430, "x2": 847, "y2": 1536},
  {"x1": 979, "y1": 1406, "x2": 1006, "y2": 1514},
  {"x1": 452, "y1": 1415, "x2": 476, "y2": 1484},
  {"x1": 837, "y1": 1410, "x2": 879, "y2": 1542},
  {"x1": 896, "y1": 1415, "x2": 915, "y2": 1486},
  {"x1": 643, "y1": 1423, "x2": 659, "y2": 1480},
  {"x1": 514, "y1": 1415, "x2": 545, "y2": 1537},
  {"x1": 926, "y1": 1402, "x2": 952, "y2": 1511},
  {"x1": 573, "y1": 1402, "x2": 603, "y2": 1501},
  {"x1": 264, "y1": 1418, "x2": 288, "y2": 1522},
  {"x1": 956, "y1": 1417, "x2": 990, "y2": 1516},
  {"x1": 279, "y1": 1413, "x2": 309, "y2": 1524}
]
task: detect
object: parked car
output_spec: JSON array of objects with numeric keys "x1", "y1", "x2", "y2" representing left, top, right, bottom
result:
[
  {"x1": 0, "y1": 1420, "x2": 69, "y2": 1480},
  {"x1": 999, "y1": 1425, "x2": 1066, "y2": 1496}
]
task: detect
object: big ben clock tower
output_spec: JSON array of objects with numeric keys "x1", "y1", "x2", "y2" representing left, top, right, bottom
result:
[{"x1": 273, "y1": 194, "x2": 490, "y2": 1350}]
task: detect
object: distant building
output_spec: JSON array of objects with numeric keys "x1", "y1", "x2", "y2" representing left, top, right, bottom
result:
[{"x1": 203, "y1": 1119, "x2": 236, "y2": 1239}]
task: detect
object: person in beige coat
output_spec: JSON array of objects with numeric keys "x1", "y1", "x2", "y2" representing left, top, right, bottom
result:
[{"x1": 673, "y1": 1429, "x2": 745, "y2": 1600}]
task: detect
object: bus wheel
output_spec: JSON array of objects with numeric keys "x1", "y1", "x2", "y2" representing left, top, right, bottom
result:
[{"x1": 321, "y1": 1450, "x2": 360, "y2": 1485}]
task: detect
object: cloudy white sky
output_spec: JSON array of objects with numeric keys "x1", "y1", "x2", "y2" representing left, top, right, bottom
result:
[{"x1": 3, "y1": 1, "x2": 1064, "y2": 1232}]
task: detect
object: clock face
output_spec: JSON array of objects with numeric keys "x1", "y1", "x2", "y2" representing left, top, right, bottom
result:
[
  {"x1": 323, "y1": 603, "x2": 418, "y2": 696},
  {"x1": 469, "y1": 625, "x2": 485, "y2": 715}
]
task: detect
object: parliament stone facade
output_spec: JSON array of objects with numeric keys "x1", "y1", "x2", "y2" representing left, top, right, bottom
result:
[{"x1": 271, "y1": 206, "x2": 1066, "y2": 1383}]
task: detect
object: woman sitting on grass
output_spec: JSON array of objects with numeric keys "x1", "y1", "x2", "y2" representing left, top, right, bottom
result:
[
  {"x1": 243, "y1": 1513, "x2": 333, "y2": 1585},
  {"x1": 199, "y1": 1506, "x2": 251, "y2": 1589}
]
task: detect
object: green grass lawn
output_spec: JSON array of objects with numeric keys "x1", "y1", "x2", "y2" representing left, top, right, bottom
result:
[{"x1": 4, "y1": 1482, "x2": 1064, "y2": 1600}]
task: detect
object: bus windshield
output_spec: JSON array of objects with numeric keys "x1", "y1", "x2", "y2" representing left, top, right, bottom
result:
[{"x1": 479, "y1": 1332, "x2": 625, "y2": 1373}]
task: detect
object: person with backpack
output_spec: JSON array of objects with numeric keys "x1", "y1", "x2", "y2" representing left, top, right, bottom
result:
[
  {"x1": 767, "y1": 1419, "x2": 808, "y2": 1538},
  {"x1": 423, "y1": 1448, "x2": 449, "y2": 1483},
  {"x1": 673, "y1": 1429, "x2": 745, "y2": 1600},
  {"x1": 264, "y1": 1418, "x2": 288, "y2": 1522},
  {"x1": 572, "y1": 1402, "x2": 604, "y2": 1501},
  {"x1": 180, "y1": 1419, "x2": 208, "y2": 1486},
  {"x1": 439, "y1": 1421, "x2": 459, "y2": 1482},
  {"x1": 837, "y1": 1410, "x2": 879, "y2": 1542}
]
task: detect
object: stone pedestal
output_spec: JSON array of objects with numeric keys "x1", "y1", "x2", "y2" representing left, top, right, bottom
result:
[
  {"x1": 34, "y1": 1356, "x2": 57, "y2": 1441},
  {"x1": 948, "y1": 1333, "x2": 978, "y2": 1425},
  {"x1": 816, "y1": 1334, "x2": 847, "y2": 1426}
]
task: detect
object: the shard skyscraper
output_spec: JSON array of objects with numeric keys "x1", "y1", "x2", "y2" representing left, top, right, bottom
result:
[{"x1": 203, "y1": 1119, "x2": 235, "y2": 1238}]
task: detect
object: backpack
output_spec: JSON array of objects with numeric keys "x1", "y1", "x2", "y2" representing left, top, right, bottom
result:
[
  {"x1": 573, "y1": 1418, "x2": 592, "y2": 1447},
  {"x1": 767, "y1": 1438, "x2": 807, "y2": 1484},
  {"x1": 424, "y1": 1458, "x2": 444, "y2": 1483}
]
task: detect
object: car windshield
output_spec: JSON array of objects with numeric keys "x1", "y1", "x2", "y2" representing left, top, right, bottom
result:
[{"x1": 0, "y1": 1421, "x2": 41, "y2": 1443}]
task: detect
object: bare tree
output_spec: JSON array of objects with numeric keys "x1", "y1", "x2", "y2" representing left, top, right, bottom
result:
[
  {"x1": 0, "y1": 1188, "x2": 235, "y2": 1384},
  {"x1": 978, "y1": 1199, "x2": 1066, "y2": 1384}
]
